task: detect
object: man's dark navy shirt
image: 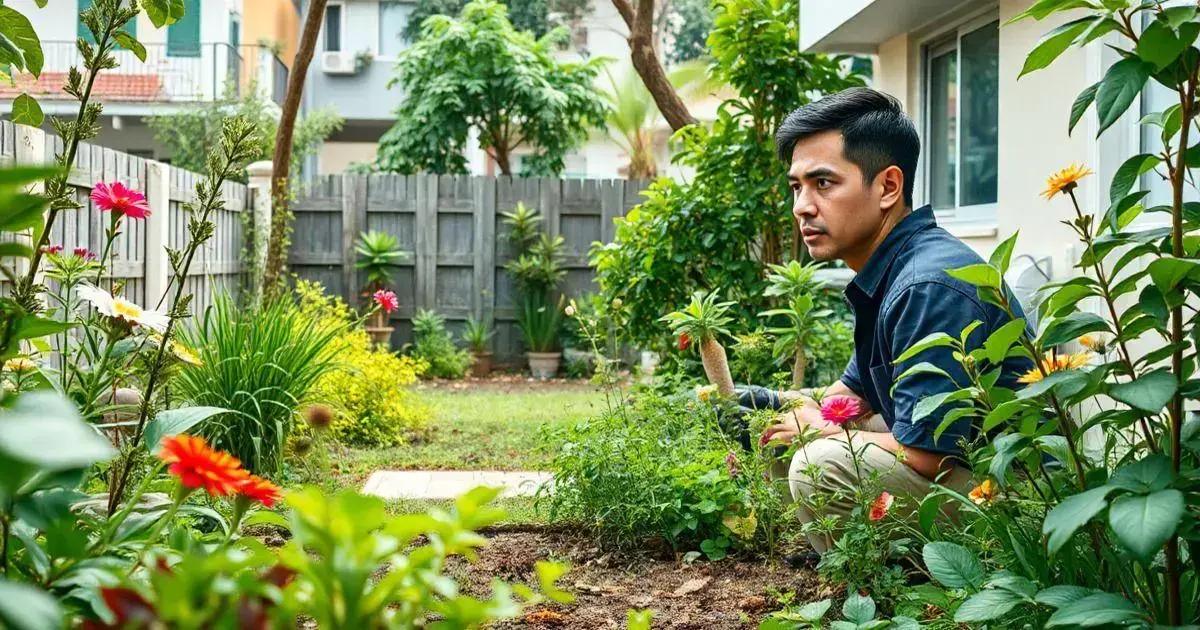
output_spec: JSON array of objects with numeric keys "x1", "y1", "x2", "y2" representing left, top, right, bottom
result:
[{"x1": 840, "y1": 206, "x2": 1033, "y2": 459}]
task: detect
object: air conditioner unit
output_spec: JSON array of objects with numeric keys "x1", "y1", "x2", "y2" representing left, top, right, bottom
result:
[{"x1": 321, "y1": 51, "x2": 357, "y2": 75}]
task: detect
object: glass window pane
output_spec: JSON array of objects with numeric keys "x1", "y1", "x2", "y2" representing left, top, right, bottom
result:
[
  {"x1": 380, "y1": 1, "x2": 414, "y2": 57},
  {"x1": 959, "y1": 20, "x2": 999, "y2": 206},
  {"x1": 928, "y1": 48, "x2": 957, "y2": 210},
  {"x1": 325, "y1": 5, "x2": 342, "y2": 52}
]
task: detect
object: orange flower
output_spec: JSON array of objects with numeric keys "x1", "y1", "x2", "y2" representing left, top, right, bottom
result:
[
  {"x1": 869, "y1": 492, "x2": 894, "y2": 521},
  {"x1": 158, "y1": 435, "x2": 248, "y2": 497},
  {"x1": 1041, "y1": 164, "x2": 1093, "y2": 199},
  {"x1": 969, "y1": 479, "x2": 998, "y2": 506},
  {"x1": 236, "y1": 474, "x2": 282, "y2": 508},
  {"x1": 1017, "y1": 350, "x2": 1094, "y2": 384},
  {"x1": 1078, "y1": 333, "x2": 1110, "y2": 354}
]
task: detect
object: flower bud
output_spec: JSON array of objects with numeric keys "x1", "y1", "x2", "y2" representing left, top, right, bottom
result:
[{"x1": 305, "y1": 404, "x2": 333, "y2": 431}]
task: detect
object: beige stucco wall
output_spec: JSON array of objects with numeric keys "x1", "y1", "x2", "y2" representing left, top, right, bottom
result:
[
  {"x1": 319, "y1": 142, "x2": 379, "y2": 174},
  {"x1": 244, "y1": 0, "x2": 301, "y2": 67}
]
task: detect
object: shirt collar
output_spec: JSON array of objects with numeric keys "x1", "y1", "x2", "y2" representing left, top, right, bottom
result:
[{"x1": 847, "y1": 205, "x2": 937, "y2": 300}]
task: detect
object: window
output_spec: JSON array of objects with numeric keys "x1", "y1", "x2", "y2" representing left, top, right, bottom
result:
[
  {"x1": 924, "y1": 18, "x2": 999, "y2": 218},
  {"x1": 78, "y1": 0, "x2": 137, "y2": 46},
  {"x1": 167, "y1": 0, "x2": 202, "y2": 57},
  {"x1": 325, "y1": 4, "x2": 343, "y2": 52},
  {"x1": 380, "y1": 1, "x2": 415, "y2": 57}
]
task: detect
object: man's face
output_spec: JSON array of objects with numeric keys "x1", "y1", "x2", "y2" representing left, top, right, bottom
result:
[{"x1": 786, "y1": 130, "x2": 888, "y2": 266}]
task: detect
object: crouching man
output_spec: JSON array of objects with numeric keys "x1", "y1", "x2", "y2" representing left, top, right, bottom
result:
[{"x1": 759, "y1": 88, "x2": 1032, "y2": 555}]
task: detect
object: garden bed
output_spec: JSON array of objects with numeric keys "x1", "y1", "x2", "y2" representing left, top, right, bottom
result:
[{"x1": 451, "y1": 528, "x2": 824, "y2": 628}]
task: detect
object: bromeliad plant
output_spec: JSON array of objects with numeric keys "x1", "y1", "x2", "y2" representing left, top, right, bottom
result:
[
  {"x1": 897, "y1": 2, "x2": 1200, "y2": 625},
  {"x1": 503, "y1": 203, "x2": 568, "y2": 359},
  {"x1": 760, "y1": 260, "x2": 831, "y2": 387},
  {"x1": 661, "y1": 290, "x2": 736, "y2": 397}
]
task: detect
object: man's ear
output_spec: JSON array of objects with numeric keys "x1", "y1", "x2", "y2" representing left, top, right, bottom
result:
[{"x1": 877, "y1": 165, "x2": 905, "y2": 211}]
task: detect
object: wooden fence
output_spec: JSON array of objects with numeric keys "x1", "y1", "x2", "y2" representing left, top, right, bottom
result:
[
  {"x1": 289, "y1": 174, "x2": 649, "y2": 362},
  {"x1": 0, "y1": 121, "x2": 251, "y2": 312}
]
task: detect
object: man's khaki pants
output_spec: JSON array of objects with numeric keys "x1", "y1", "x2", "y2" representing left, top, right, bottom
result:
[{"x1": 772, "y1": 415, "x2": 973, "y2": 554}]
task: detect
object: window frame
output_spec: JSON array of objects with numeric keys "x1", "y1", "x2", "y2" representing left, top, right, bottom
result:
[
  {"x1": 324, "y1": 1, "x2": 346, "y2": 53},
  {"x1": 918, "y1": 9, "x2": 1000, "y2": 227},
  {"x1": 376, "y1": 0, "x2": 416, "y2": 61}
]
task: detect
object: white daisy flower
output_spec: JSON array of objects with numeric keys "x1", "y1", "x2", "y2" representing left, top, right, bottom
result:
[{"x1": 77, "y1": 284, "x2": 169, "y2": 333}]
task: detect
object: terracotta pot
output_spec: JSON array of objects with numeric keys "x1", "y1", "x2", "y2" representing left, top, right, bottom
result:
[
  {"x1": 471, "y1": 351, "x2": 493, "y2": 378},
  {"x1": 527, "y1": 352, "x2": 561, "y2": 380}
]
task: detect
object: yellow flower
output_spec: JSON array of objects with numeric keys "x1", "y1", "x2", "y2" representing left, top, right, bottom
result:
[
  {"x1": 969, "y1": 479, "x2": 997, "y2": 506},
  {"x1": 1017, "y1": 350, "x2": 1094, "y2": 384},
  {"x1": 2, "y1": 357, "x2": 36, "y2": 373},
  {"x1": 1042, "y1": 164, "x2": 1093, "y2": 199},
  {"x1": 1078, "y1": 333, "x2": 1110, "y2": 354},
  {"x1": 696, "y1": 384, "x2": 718, "y2": 402},
  {"x1": 169, "y1": 341, "x2": 203, "y2": 367}
]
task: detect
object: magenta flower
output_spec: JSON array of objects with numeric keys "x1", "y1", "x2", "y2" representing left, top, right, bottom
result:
[
  {"x1": 73, "y1": 247, "x2": 96, "y2": 260},
  {"x1": 725, "y1": 451, "x2": 740, "y2": 478},
  {"x1": 869, "y1": 492, "x2": 894, "y2": 521},
  {"x1": 91, "y1": 181, "x2": 150, "y2": 219},
  {"x1": 373, "y1": 289, "x2": 399, "y2": 314},
  {"x1": 40, "y1": 244, "x2": 63, "y2": 255},
  {"x1": 820, "y1": 395, "x2": 863, "y2": 427}
]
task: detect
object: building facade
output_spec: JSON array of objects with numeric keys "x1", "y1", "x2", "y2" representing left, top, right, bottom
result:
[{"x1": 2, "y1": 0, "x2": 289, "y2": 161}]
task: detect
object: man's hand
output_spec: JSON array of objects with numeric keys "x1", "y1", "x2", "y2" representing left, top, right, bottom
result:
[
  {"x1": 760, "y1": 410, "x2": 806, "y2": 446},
  {"x1": 758, "y1": 380, "x2": 869, "y2": 446}
]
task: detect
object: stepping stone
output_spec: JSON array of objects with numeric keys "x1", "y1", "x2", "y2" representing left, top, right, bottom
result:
[{"x1": 361, "y1": 470, "x2": 553, "y2": 500}]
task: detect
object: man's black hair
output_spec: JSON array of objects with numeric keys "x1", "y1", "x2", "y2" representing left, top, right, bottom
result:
[{"x1": 775, "y1": 87, "x2": 920, "y2": 207}]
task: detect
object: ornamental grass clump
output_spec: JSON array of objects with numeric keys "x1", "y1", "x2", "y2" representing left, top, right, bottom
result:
[{"x1": 661, "y1": 290, "x2": 736, "y2": 396}]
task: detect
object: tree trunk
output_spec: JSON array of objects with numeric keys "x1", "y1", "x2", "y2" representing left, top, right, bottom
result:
[
  {"x1": 494, "y1": 148, "x2": 512, "y2": 176},
  {"x1": 699, "y1": 336, "x2": 735, "y2": 397},
  {"x1": 611, "y1": 0, "x2": 697, "y2": 132},
  {"x1": 262, "y1": 0, "x2": 328, "y2": 297},
  {"x1": 791, "y1": 344, "x2": 807, "y2": 389}
]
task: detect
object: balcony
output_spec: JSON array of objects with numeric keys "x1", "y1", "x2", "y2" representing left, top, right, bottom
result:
[{"x1": 0, "y1": 42, "x2": 289, "y2": 107}]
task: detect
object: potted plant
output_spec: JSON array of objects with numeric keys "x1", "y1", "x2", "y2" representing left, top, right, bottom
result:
[
  {"x1": 463, "y1": 317, "x2": 495, "y2": 378},
  {"x1": 661, "y1": 290, "x2": 736, "y2": 397},
  {"x1": 502, "y1": 204, "x2": 567, "y2": 379},
  {"x1": 355, "y1": 230, "x2": 408, "y2": 346}
]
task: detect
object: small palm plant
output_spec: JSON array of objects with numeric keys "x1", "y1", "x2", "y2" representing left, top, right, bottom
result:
[
  {"x1": 354, "y1": 230, "x2": 408, "y2": 292},
  {"x1": 500, "y1": 202, "x2": 542, "y2": 253},
  {"x1": 462, "y1": 317, "x2": 495, "y2": 377},
  {"x1": 760, "y1": 260, "x2": 830, "y2": 387},
  {"x1": 661, "y1": 291, "x2": 736, "y2": 396}
]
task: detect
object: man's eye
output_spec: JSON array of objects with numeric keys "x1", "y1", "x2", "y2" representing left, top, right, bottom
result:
[{"x1": 817, "y1": 178, "x2": 832, "y2": 189}]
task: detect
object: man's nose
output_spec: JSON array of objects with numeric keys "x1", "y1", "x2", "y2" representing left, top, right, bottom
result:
[{"x1": 792, "y1": 192, "x2": 817, "y2": 219}]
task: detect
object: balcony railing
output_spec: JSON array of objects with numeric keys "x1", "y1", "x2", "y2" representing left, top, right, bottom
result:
[{"x1": 0, "y1": 42, "x2": 289, "y2": 106}]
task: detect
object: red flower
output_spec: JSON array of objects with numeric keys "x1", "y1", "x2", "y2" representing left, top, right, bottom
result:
[
  {"x1": 74, "y1": 246, "x2": 96, "y2": 260},
  {"x1": 373, "y1": 289, "x2": 399, "y2": 313},
  {"x1": 678, "y1": 332, "x2": 691, "y2": 351},
  {"x1": 81, "y1": 588, "x2": 157, "y2": 629},
  {"x1": 725, "y1": 451, "x2": 740, "y2": 478},
  {"x1": 869, "y1": 492, "x2": 893, "y2": 521},
  {"x1": 91, "y1": 181, "x2": 150, "y2": 219},
  {"x1": 40, "y1": 244, "x2": 63, "y2": 255},
  {"x1": 236, "y1": 474, "x2": 282, "y2": 508},
  {"x1": 158, "y1": 434, "x2": 248, "y2": 497},
  {"x1": 820, "y1": 395, "x2": 863, "y2": 427}
]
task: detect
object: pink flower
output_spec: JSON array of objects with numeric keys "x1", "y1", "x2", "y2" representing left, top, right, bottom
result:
[
  {"x1": 869, "y1": 492, "x2": 893, "y2": 521},
  {"x1": 820, "y1": 395, "x2": 863, "y2": 426},
  {"x1": 725, "y1": 451, "x2": 740, "y2": 478},
  {"x1": 373, "y1": 289, "x2": 398, "y2": 313},
  {"x1": 91, "y1": 181, "x2": 150, "y2": 219},
  {"x1": 73, "y1": 247, "x2": 96, "y2": 260},
  {"x1": 40, "y1": 244, "x2": 63, "y2": 255}
]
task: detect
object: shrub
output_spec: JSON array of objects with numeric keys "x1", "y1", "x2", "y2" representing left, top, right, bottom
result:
[
  {"x1": 296, "y1": 281, "x2": 430, "y2": 447},
  {"x1": 175, "y1": 293, "x2": 345, "y2": 475},
  {"x1": 410, "y1": 309, "x2": 472, "y2": 379},
  {"x1": 544, "y1": 393, "x2": 778, "y2": 558}
]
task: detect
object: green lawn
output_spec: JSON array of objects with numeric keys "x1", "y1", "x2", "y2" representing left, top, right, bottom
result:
[{"x1": 327, "y1": 380, "x2": 609, "y2": 492}]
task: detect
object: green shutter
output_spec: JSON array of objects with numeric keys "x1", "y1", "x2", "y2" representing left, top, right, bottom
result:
[
  {"x1": 78, "y1": 0, "x2": 137, "y2": 46},
  {"x1": 167, "y1": 0, "x2": 201, "y2": 57}
]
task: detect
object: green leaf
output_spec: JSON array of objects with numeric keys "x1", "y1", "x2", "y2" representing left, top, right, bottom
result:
[
  {"x1": 841, "y1": 591, "x2": 875, "y2": 625},
  {"x1": 894, "y1": 332, "x2": 956, "y2": 364},
  {"x1": 627, "y1": 610, "x2": 653, "y2": 630},
  {"x1": 1035, "y1": 585, "x2": 1098, "y2": 608},
  {"x1": 112, "y1": 31, "x2": 146, "y2": 62},
  {"x1": 989, "y1": 232, "x2": 1019, "y2": 275},
  {"x1": 143, "y1": 0, "x2": 186, "y2": 27},
  {"x1": 983, "y1": 399, "x2": 1027, "y2": 432},
  {"x1": 1108, "y1": 489, "x2": 1184, "y2": 562},
  {"x1": 946, "y1": 263, "x2": 1001, "y2": 290},
  {"x1": 10, "y1": 93, "x2": 41, "y2": 126},
  {"x1": 1044, "y1": 486, "x2": 1113, "y2": 555},
  {"x1": 794, "y1": 599, "x2": 831, "y2": 622},
  {"x1": 1040, "y1": 312, "x2": 1108, "y2": 347},
  {"x1": 535, "y1": 560, "x2": 575, "y2": 604},
  {"x1": 0, "y1": 165, "x2": 58, "y2": 186},
  {"x1": 1045, "y1": 592, "x2": 1146, "y2": 627},
  {"x1": 0, "y1": 392, "x2": 115, "y2": 471},
  {"x1": 1148, "y1": 256, "x2": 1200, "y2": 292},
  {"x1": 0, "y1": 579, "x2": 62, "y2": 630},
  {"x1": 1068, "y1": 83, "x2": 1098, "y2": 134},
  {"x1": 1108, "y1": 369, "x2": 1176, "y2": 413},
  {"x1": 983, "y1": 318, "x2": 1027, "y2": 365},
  {"x1": 923, "y1": 541, "x2": 985, "y2": 589},
  {"x1": 1007, "y1": 0, "x2": 1097, "y2": 24},
  {"x1": 12, "y1": 314, "x2": 73, "y2": 343},
  {"x1": 0, "y1": 192, "x2": 48, "y2": 232},
  {"x1": 912, "y1": 389, "x2": 971, "y2": 425},
  {"x1": 1020, "y1": 18, "x2": 1093, "y2": 78},
  {"x1": 954, "y1": 588, "x2": 1025, "y2": 623},
  {"x1": 1137, "y1": 17, "x2": 1192, "y2": 70},
  {"x1": 0, "y1": 241, "x2": 32, "y2": 258},
  {"x1": 891, "y1": 362, "x2": 952, "y2": 393},
  {"x1": 144, "y1": 406, "x2": 232, "y2": 454},
  {"x1": 989, "y1": 434, "x2": 1029, "y2": 485},
  {"x1": 1109, "y1": 154, "x2": 1160, "y2": 203},
  {"x1": 0, "y1": 7, "x2": 43, "y2": 76},
  {"x1": 1018, "y1": 368, "x2": 1090, "y2": 400},
  {"x1": 1095, "y1": 58, "x2": 1153, "y2": 136}
]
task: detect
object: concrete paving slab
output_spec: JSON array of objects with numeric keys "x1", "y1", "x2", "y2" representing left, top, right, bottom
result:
[{"x1": 361, "y1": 470, "x2": 553, "y2": 500}]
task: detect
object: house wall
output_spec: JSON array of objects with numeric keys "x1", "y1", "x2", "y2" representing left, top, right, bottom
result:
[{"x1": 244, "y1": 0, "x2": 301, "y2": 66}]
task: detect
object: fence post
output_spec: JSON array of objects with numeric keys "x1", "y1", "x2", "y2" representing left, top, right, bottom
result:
[
  {"x1": 472, "y1": 176, "x2": 496, "y2": 331},
  {"x1": 13, "y1": 123, "x2": 46, "y2": 280},
  {"x1": 142, "y1": 161, "x2": 171, "y2": 306},
  {"x1": 245, "y1": 160, "x2": 272, "y2": 301},
  {"x1": 341, "y1": 174, "x2": 367, "y2": 302}
]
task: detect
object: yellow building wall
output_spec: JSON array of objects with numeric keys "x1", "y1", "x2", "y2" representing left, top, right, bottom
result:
[{"x1": 244, "y1": 0, "x2": 301, "y2": 67}]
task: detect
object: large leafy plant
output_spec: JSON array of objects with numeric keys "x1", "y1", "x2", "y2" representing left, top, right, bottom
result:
[
  {"x1": 759, "y1": 260, "x2": 831, "y2": 387},
  {"x1": 901, "y1": 2, "x2": 1200, "y2": 624}
]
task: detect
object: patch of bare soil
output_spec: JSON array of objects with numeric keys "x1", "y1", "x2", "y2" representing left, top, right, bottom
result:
[{"x1": 450, "y1": 527, "x2": 827, "y2": 629}]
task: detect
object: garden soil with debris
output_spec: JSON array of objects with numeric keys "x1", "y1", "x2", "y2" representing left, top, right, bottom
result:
[{"x1": 451, "y1": 526, "x2": 827, "y2": 629}]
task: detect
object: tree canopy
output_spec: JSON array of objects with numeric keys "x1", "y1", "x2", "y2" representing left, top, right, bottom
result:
[{"x1": 376, "y1": 0, "x2": 608, "y2": 176}]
